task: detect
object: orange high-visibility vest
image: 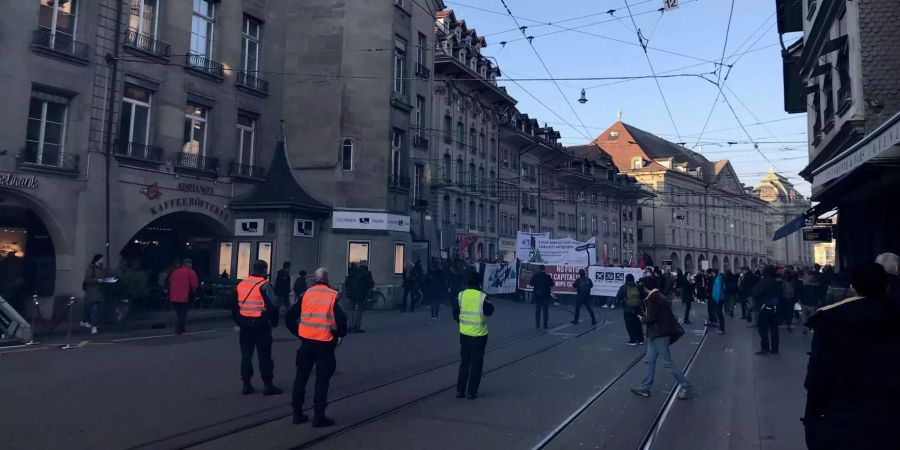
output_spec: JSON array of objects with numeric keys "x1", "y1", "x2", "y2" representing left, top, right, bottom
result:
[
  {"x1": 236, "y1": 276, "x2": 267, "y2": 318},
  {"x1": 298, "y1": 284, "x2": 338, "y2": 341}
]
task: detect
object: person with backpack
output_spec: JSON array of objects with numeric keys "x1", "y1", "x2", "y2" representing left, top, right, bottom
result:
[
  {"x1": 751, "y1": 265, "x2": 782, "y2": 355},
  {"x1": 571, "y1": 269, "x2": 596, "y2": 325},
  {"x1": 617, "y1": 274, "x2": 644, "y2": 345}
]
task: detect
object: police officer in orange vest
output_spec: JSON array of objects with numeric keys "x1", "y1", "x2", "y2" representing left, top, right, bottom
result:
[
  {"x1": 284, "y1": 267, "x2": 347, "y2": 427},
  {"x1": 234, "y1": 260, "x2": 283, "y2": 396}
]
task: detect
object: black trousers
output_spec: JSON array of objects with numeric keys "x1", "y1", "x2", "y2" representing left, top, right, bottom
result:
[
  {"x1": 712, "y1": 301, "x2": 726, "y2": 332},
  {"x1": 239, "y1": 323, "x2": 274, "y2": 383},
  {"x1": 457, "y1": 334, "x2": 487, "y2": 396},
  {"x1": 172, "y1": 302, "x2": 189, "y2": 334},
  {"x1": 402, "y1": 287, "x2": 415, "y2": 312},
  {"x1": 757, "y1": 307, "x2": 780, "y2": 352},
  {"x1": 535, "y1": 299, "x2": 550, "y2": 327},
  {"x1": 292, "y1": 339, "x2": 337, "y2": 415},
  {"x1": 573, "y1": 296, "x2": 596, "y2": 323},
  {"x1": 623, "y1": 307, "x2": 644, "y2": 343},
  {"x1": 682, "y1": 300, "x2": 693, "y2": 322}
]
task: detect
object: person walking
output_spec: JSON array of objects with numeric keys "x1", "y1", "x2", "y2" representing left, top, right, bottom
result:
[
  {"x1": 530, "y1": 265, "x2": 554, "y2": 329},
  {"x1": 571, "y1": 269, "x2": 596, "y2": 325},
  {"x1": 274, "y1": 261, "x2": 292, "y2": 307},
  {"x1": 293, "y1": 270, "x2": 308, "y2": 305},
  {"x1": 80, "y1": 253, "x2": 107, "y2": 335},
  {"x1": 401, "y1": 263, "x2": 417, "y2": 313},
  {"x1": 345, "y1": 263, "x2": 373, "y2": 333},
  {"x1": 737, "y1": 266, "x2": 757, "y2": 323},
  {"x1": 168, "y1": 258, "x2": 198, "y2": 335},
  {"x1": 779, "y1": 269, "x2": 801, "y2": 332},
  {"x1": 630, "y1": 277, "x2": 692, "y2": 399},
  {"x1": 800, "y1": 267, "x2": 821, "y2": 334},
  {"x1": 675, "y1": 269, "x2": 693, "y2": 324},
  {"x1": 285, "y1": 268, "x2": 348, "y2": 427},
  {"x1": 804, "y1": 262, "x2": 899, "y2": 450},
  {"x1": 234, "y1": 260, "x2": 283, "y2": 396},
  {"x1": 428, "y1": 259, "x2": 447, "y2": 320},
  {"x1": 723, "y1": 269, "x2": 738, "y2": 317},
  {"x1": 618, "y1": 274, "x2": 644, "y2": 345},
  {"x1": 751, "y1": 265, "x2": 781, "y2": 355},
  {"x1": 453, "y1": 272, "x2": 495, "y2": 399},
  {"x1": 708, "y1": 270, "x2": 725, "y2": 333}
]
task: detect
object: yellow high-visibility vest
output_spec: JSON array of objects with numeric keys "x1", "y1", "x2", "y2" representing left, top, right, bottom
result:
[{"x1": 458, "y1": 289, "x2": 488, "y2": 337}]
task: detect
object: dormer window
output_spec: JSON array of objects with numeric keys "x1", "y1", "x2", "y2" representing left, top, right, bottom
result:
[
  {"x1": 458, "y1": 49, "x2": 466, "y2": 63},
  {"x1": 631, "y1": 157, "x2": 643, "y2": 170},
  {"x1": 607, "y1": 131, "x2": 620, "y2": 142}
]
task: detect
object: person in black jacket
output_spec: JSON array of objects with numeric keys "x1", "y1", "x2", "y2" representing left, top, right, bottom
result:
[
  {"x1": 274, "y1": 262, "x2": 292, "y2": 306},
  {"x1": 530, "y1": 265, "x2": 555, "y2": 329},
  {"x1": 428, "y1": 259, "x2": 448, "y2": 320},
  {"x1": 571, "y1": 269, "x2": 596, "y2": 325},
  {"x1": 285, "y1": 268, "x2": 348, "y2": 427},
  {"x1": 292, "y1": 270, "x2": 308, "y2": 304},
  {"x1": 804, "y1": 262, "x2": 899, "y2": 450},
  {"x1": 750, "y1": 265, "x2": 781, "y2": 355},
  {"x1": 234, "y1": 260, "x2": 283, "y2": 396}
]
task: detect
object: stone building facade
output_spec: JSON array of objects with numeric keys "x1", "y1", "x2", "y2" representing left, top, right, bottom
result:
[
  {"x1": 595, "y1": 120, "x2": 770, "y2": 273},
  {"x1": 755, "y1": 170, "x2": 815, "y2": 267}
]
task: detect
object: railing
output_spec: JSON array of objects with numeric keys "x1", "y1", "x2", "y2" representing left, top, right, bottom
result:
[
  {"x1": 236, "y1": 71, "x2": 269, "y2": 94},
  {"x1": 123, "y1": 30, "x2": 170, "y2": 57},
  {"x1": 172, "y1": 152, "x2": 219, "y2": 173},
  {"x1": 389, "y1": 175, "x2": 411, "y2": 189},
  {"x1": 413, "y1": 135, "x2": 429, "y2": 149},
  {"x1": 186, "y1": 53, "x2": 224, "y2": 78},
  {"x1": 17, "y1": 146, "x2": 79, "y2": 173},
  {"x1": 229, "y1": 161, "x2": 266, "y2": 179},
  {"x1": 116, "y1": 141, "x2": 164, "y2": 163},
  {"x1": 415, "y1": 63, "x2": 431, "y2": 79},
  {"x1": 32, "y1": 28, "x2": 89, "y2": 59}
]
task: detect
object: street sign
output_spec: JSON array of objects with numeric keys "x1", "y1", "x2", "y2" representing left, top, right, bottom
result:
[
  {"x1": 664, "y1": 0, "x2": 679, "y2": 11},
  {"x1": 815, "y1": 218, "x2": 833, "y2": 225},
  {"x1": 803, "y1": 227, "x2": 833, "y2": 242}
]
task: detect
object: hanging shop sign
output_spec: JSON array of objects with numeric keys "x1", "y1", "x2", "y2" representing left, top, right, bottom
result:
[
  {"x1": 803, "y1": 227, "x2": 833, "y2": 242},
  {"x1": 0, "y1": 172, "x2": 39, "y2": 190},
  {"x1": 332, "y1": 211, "x2": 410, "y2": 232},
  {"x1": 149, "y1": 196, "x2": 228, "y2": 221},
  {"x1": 294, "y1": 219, "x2": 314, "y2": 238},
  {"x1": 235, "y1": 218, "x2": 264, "y2": 236}
]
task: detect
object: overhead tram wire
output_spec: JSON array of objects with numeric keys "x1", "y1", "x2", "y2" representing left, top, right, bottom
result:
[
  {"x1": 692, "y1": 0, "x2": 737, "y2": 150},
  {"x1": 497, "y1": 0, "x2": 593, "y2": 140},
  {"x1": 622, "y1": 0, "x2": 682, "y2": 143}
]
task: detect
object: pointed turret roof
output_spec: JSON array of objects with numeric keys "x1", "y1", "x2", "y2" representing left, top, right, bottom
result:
[{"x1": 230, "y1": 141, "x2": 331, "y2": 215}]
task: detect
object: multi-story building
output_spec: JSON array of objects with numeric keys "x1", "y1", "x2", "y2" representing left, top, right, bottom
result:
[
  {"x1": 595, "y1": 119, "x2": 769, "y2": 272},
  {"x1": 430, "y1": 10, "x2": 513, "y2": 261},
  {"x1": 777, "y1": 0, "x2": 900, "y2": 269},
  {"x1": 755, "y1": 170, "x2": 815, "y2": 267}
]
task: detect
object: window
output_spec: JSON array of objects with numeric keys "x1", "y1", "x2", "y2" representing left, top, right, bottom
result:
[
  {"x1": 636, "y1": 207, "x2": 643, "y2": 221},
  {"x1": 672, "y1": 228, "x2": 677, "y2": 245},
  {"x1": 341, "y1": 139, "x2": 353, "y2": 171},
  {"x1": 442, "y1": 196, "x2": 451, "y2": 222},
  {"x1": 443, "y1": 115, "x2": 452, "y2": 142},
  {"x1": 568, "y1": 214, "x2": 576, "y2": 229},
  {"x1": 469, "y1": 127, "x2": 476, "y2": 152},
  {"x1": 236, "y1": 242, "x2": 252, "y2": 279},
  {"x1": 39, "y1": 0, "x2": 79, "y2": 42},
  {"x1": 129, "y1": 0, "x2": 158, "y2": 38},
  {"x1": 457, "y1": 121, "x2": 464, "y2": 147},
  {"x1": 558, "y1": 212, "x2": 565, "y2": 227},
  {"x1": 442, "y1": 154, "x2": 451, "y2": 181},
  {"x1": 631, "y1": 157, "x2": 642, "y2": 170},
  {"x1": 257, "y1": 242, "x2": 273, "y2": 272},
  {"x1": 349, "y1": 241, "x2": 370, "y2": 267},
  {"x1": 637, "y1": 228, "x2": 643, "y2": 243},
  {"x1": 607, "y1": 131, "x2": 619, "y2": 141},
  {"x1": 686, "y1": 230, "x2": 692, "y2": 246},
  {"x1": 415, "y1": 96, "x2": 425, "y2": 138},
  {"x1": 468, "y1": 201, "x2": 476, "y2": 228},
  {"x1": 469, "y1": 163, "x2": 476, "y2": 187},
  {"x1": 25, "y1": 90, "x2": 69, "y2": 167},
  {"x1": 241, "y1": 16, "x2": 262, "y2": 73},
  {"x1": 236, "y1": 114, "x2": 255, "y2": 167},
  {"x1": 603, "y1": 217, "x2": 609, "y2": 233},
  {"x1": 456, "y1": 158, "x2": 463, "y2": 184},
  {"x1": 477, "y1": 204, "x2": 485, "y2": 228},
  {"x1": 182, "y1": 103, "x2": 208, "y2": 157},
  {"x1": 393, "y1": 243, "x2": 405, "y2": 276},
  {"x1": 190, "y1": 0, "x2": 214, "y2": 58},
  {"x1": 478, "y1": 167, "x2": 485, "y2": 192},
  {"x1": 413, "y1": 164, "x2": 423, "y2": 201},
  {"x1": 488, "y1": 205, "x2": 495, "y2": 231},
  {"x1": 218, "y1": 242, "x2": 233, "y2": 278},
  {"x1": 417, "y1": 33, "x2": 427, "y2": 67},
  {"x1": 823, "y1": 69, "x2": 834, "y2": 125},
  {"x1": 393, "y1": 38, "x2": 407, "y2": 95},
  {"x1": 580, "y1": 214, "x2": 586, "y2": 233},
  {"x1": 118, "y1": 84, "x2": 151, "y2": 152},
  {"x1": 391, "y1": 129, "x2": 403, "y2": 180}
]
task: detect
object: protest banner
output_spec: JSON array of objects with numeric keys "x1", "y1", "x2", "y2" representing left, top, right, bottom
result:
[
  {"x1": 517, "y1": 263, "x2": 587, "y2": 295},
  {"x1": 482, "y1": 262, "x2": 517, "y2": 295},
  {"x1": 588, "y1": 266, "x2": 645, "y2": 297},
  {"x1": 515, "y1": 232, "x2": 596, "y2": 266}
]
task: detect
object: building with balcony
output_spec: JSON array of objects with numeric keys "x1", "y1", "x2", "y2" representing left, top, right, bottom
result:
[
  {"x1": 595, "y1": 119, "x2": 769, "y2": 272},
  {"x1": 776, "y1": 0, "x2": 900, "y2": 269},
  {"x1": 755, "y1": 170, "x2": 815, "y2": 267}
]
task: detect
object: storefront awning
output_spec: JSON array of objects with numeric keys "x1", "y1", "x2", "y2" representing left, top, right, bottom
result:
[
  {"x1": 812, "y1": 110, "x2": 900, "y2": 192},
  {"x1": 772, "y1": 201, "x2": 838, "y2": 241}
]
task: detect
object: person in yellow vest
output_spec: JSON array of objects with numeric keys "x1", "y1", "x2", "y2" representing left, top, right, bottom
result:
[
  {"x1": 284, "y1": 267, "x2": 348, "y2": 427},
  {"x1": 453, "y1": 272, "x2": 494, "y2": 399},
  {"x1": 234, "y1": 260, "x2": 283, "y2": 396}
]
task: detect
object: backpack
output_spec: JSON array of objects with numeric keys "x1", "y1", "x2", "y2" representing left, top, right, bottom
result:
[{"x1": 626, "y1": 286, "x2": 641, "y2": 307}]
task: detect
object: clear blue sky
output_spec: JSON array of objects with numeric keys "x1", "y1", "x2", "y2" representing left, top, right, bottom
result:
[{"x1": 444, "y1": 0, "x2": 810, "y2": 195}]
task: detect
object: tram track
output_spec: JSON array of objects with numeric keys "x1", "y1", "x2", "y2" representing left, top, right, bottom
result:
[{"x1": 126, "y1": 312, "x2": 609, "y2": 450}]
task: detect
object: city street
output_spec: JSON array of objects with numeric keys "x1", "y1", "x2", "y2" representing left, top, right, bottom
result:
[{"x1": 1, "y1": 299, "x2": 807, "y2": 450}]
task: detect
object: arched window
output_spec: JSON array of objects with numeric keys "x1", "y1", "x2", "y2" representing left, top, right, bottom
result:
[{"x1": 341, "y1": 139, "x2": 353, "y2": 171}]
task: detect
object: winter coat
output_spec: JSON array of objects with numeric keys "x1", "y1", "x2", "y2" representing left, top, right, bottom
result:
[
  {"x1": 640, "y1": 290, "x2": 681, "y2": 340},
  {"x1": 712, "y1": 274, "x2": 725, "y2": 302},
  {"x1": 804, "y1": 295, "x2": 900, "y2": 449},
  {"x1": 573, "y1": 276, "x2": 593, "y2": 299},
  {"x1": 274, "y1": 269, "x2": 292, "y2": 297},
  {"x1": 83, "y1": 263, "x2": 106, "y2": 304},
  {"x1": 530, "y1": 271, "x2": 554, "y2": 299}
]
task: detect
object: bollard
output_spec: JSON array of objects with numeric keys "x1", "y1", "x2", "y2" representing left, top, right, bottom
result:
[
  {"x1": 60, "y1": 297, "x2": 79, "y2": 350},
  {"x1": 25, "y1": 294, "x2": 40, "y2": 345}
]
